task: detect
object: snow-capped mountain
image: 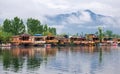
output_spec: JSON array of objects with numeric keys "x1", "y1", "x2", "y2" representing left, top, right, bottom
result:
[{"x1": 45, "y1": 10, "x2": 120, "y2": 34}]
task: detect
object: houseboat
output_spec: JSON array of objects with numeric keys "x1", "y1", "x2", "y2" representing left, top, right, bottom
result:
[
  {"x1": 57, "y1": 36, "x2": 70, "y2": 45},
  {"x1": 19, "y1": 34, "x2": 33, "y2": 46},
  {"x1": 118, "y1": 38, "x2": 120, "y2": 46},
  {"x1": 46, "y1": 36, "x2": 58, "y2": 45},
  {"x1": 85, "y1": 34, "x2": 97, "y2": 46},
  {"x1": 70, "y1": 37, "x2": 82, "y2": 45},
  {"x1": 33, "y1": 34, "x2": 46, "y2": 46},
  {"x1": 11, "y1": 34, "x2": 33, "y2": 46},
  {"x1": 11, "y1": 35, "x2": 20, "y2": 46}
]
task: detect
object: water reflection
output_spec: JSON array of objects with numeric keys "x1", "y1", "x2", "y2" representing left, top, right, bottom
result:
[{"x1": 0, "y1": 46, "x2": 120, "y2": 74}]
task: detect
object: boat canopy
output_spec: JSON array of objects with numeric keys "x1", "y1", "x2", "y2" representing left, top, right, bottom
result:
[{"x1": 34, "y1": 34, "x2": 42, "y2": 36}]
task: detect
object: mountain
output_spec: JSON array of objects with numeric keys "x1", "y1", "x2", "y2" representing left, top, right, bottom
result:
[{"x1": 45, "y1": 9, "x2": 120, "y2": 34}]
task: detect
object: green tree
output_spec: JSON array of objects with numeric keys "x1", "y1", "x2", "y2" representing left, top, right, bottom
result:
[
  {"x1": 3, "y1": 19, "x2": 12, "y2": 33},
  {"x1": 43, "y1": 31, "x2": 53, "y2": 36},
  {"x1": 11, "y1": 17, "x2": 25, "y2": 35},
  {"x1": 98, "y1": 27, "x2": 103, "y2": 43},
  {"x1": 105, "y1": 30, "x2": 113, "y2": 37},
  {"x1": 0, "y1": 25, "x2": 3, "y2": 31},
  {"x1": 52, "y1": 28, "x2": 56, "y2": 35},
  {"x1": 0, "y1": 31, "x2": 12, "y2": 43},
  {"x1": 44, "y1": 24, "x2": 48, "y2": 32},
  {"x1": 3, "y1": 17, "x2": 25, "y2": 35},
  {"x1": 48, "y1": 27, "x2": 56, "y2": 35},
  {"x1": 27, "y1": 18, "x2": 43, "y2": 35}
]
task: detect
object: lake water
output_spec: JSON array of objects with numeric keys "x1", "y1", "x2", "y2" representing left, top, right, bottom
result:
[{"x1": 0, "y1": 46, "x2": 120, "y2": 74}]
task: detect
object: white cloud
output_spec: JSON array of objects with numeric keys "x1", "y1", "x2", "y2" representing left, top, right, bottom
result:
[
  {"x1": 0, "y1": 0, "x2": 120, "y2": 19},
  {"x1": 0, "y1": 0, "x2": 120, "y2": 34},
  {"x1": 99, "y1": 17, "x2": 120, "y2": 28},
  {"x1": 66, "y1": 11, "x2": 92, "y2": 24},
  {"x1": 49, "y1": 25, "x2": 65, "y2": 34},
  {"x1": 80, "y1": 11, "x2": 92, "y2": 23}
]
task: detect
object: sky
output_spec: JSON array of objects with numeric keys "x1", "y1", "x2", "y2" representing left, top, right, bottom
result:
[
  {"x1": 0, "y1": 0, "x2": 120, "y2": 19},
  {"x1": 0, "y1": 0, "x2": 120, "y2": 34}
]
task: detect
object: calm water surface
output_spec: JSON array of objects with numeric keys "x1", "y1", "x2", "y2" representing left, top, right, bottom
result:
[{"x1": 0, "y1": 46, "x2": 120, "y2": 74}]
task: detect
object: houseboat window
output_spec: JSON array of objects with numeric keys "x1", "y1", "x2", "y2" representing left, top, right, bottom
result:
[
  {"x1": 34, "y1": 38, "x2": 43, "y2": 41},
  {"x1": 46, "y1": 37, "x2": 55, "y2": 40},
  {"x1": 20, "y1": 37, "x2": 29, "y2": 40},
  {"x1": 118, "y1": 39, "x2": 120, "y2": 41},
  {"x1": 93, "y1": 38, "x2": 99, "y2": 41}
]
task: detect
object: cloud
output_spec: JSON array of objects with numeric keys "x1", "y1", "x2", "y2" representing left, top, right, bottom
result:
[
  {"x1": 0, "y1": 0, "x2": 120, "y2": 34},
  {"x1": 0, "y1": 0, "x2": 120, "y2": 19},
  {"x1": 99, "y1": 16, "x2": 120, "y2": 28},
  {"x1": 66, "y1": 11, "x2": 92, "y2": 24},
  {"x1": 45, "y1": 9, "x2": 120, "y2": 34},
  {"x1": 49, "y1": 25, "x2": 65, "y2": 34}
]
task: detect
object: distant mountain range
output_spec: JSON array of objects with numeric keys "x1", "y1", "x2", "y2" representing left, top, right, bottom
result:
[
  {"x1": 0, "y1": 10, "x2": 119, "y2": 34},
  {"x1": 45, "y1": 10, "x2": 120, "y2": 34}
]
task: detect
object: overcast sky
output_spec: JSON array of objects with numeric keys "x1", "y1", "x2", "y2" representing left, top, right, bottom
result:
[
  {"x1": 0, "y1": 0, "x2": 120, "y2": 20},
  {"x1": 0, "y1": 0, "x2": 120, "y2": 34}
]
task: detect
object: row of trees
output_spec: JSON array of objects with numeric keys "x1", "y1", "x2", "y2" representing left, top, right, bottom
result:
[
  {"x1": 0, "y1": 17, "x2": 56, "y2": 43},
  {"x1": 2, "y1": 17, "x2": 56, "y2": 35},
  {"x1": 96, "y1": 29, "x2": 120, "y2": 38},
  {"x1": 97, "y1": 27, "x2": 120, "y2": 42}
]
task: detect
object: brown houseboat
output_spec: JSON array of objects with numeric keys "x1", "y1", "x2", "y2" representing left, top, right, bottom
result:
[
  {"x1": 11, "y1": 34, "x2": 33, "y2": 46},
  {"x1": 46, "y1": 36, "x2": 58, "y2": 45},
  {"x1": 33, "y1": 36, "x2": 46, "y2": 45}
]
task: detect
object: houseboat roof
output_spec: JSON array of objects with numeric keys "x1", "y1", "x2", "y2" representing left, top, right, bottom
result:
[
  {"x1": 33, "y1": 36, "x2": 46, "y2": 38},
  {"x1": 34, "y1": 34, "x2": 42, "y2": 36}
]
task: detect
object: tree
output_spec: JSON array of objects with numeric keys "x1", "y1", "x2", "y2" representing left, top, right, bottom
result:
[
  {"x1": 98, "y1": 27, "x2": 103, "y2": 43},
  {"x1": 27, "y1": 18, "x2": 43, "y2": 35},
  {"x1": 0, "y1": 25, "x2": 3, "y2": 31},
  {"x1": 11, "y1": 17, "x2": 25, "y2": 35},
  {"x1": 48, "y1": 27, "x2": 56, "y2": 35},
  {"x1": 52, "y1": 28, "x2": 56, "y2": 35},
  {"x1": 3, "y1": 17, "x2": 25, "y2": 35},
  {"x1": 105, "y1": 30, "x2": 113, "y2": 37},
  {"x1": 43, "y1": 31, "x2": 53, "y2": 36},
  {"x1": 3, "y1": 19, "x2": 12, "y2": 33},
  {"x1": 2, "y1": 17, "x2": 57, "y2": 36},
  {"x1": 0, "y1": 31, "x2": 12, "y2": 43},
  {"x1": 44, "y1": 24, "x2": 48, "y2": 32}
]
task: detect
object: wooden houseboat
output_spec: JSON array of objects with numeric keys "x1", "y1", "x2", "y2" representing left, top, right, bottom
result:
[
  {"x1": 85, "y1": 34, "x2": 97, "y2": 46},
  {"x1": 57, "y1": 37, "x2": 70, "y2": 45},
  {"x1": 45, "y1": 36, "x2": 58, "y2": 45},
  {"x1": 11, "y1": 35, "x2": 20, "y2": 46},
  {"x1": 33, "y1": 35, "x2": 46, "y2": 45},
  {"x1": 70, "y1": 37, "x2": 82, "y2": 45},
  {"x1": 117, "y1": 38, "x2": 120, "y2": 46},
  {"x1": 80, "y1": 37, "x2": 87, "y2": 45},
  {"x1": 11, "y1": 34, "x2": 33, "y2": 46},
  {"x1": 19, "y1": 34, "x2": 33, "y2": 45},
  {"x1": 103, "y1": 37, "x2": 118, "y2": 46}
]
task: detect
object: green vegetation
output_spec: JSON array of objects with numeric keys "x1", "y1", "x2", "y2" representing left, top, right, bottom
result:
[
  {"x1": 104, "y1": 30, "x2": 120, "y2": 38},
  {"x1": 96, "y1": 28, "x2": 120, "y2": 39},
  {"x1": 0, "y1": 31, "x2": 12, "y2": 43},
  {"x1": 43, "y1": 24, "x2": 56, "y2": 35},
  {"x1": 1, "y1": 16, "x2": 120, "y2": 44},
  {"x1": 26, "y1": 18, "x2": 56, "y2": 35},
  {"x1": 98, "y1": 27, "x2": 103, "y2": 43},
  {"x1": 2, "y1": 17, "x2": 56, "y2": 36},
  {"x1": 3, "y1": 17, "x2": 25, "y2": 35},
  {"x1": 27, "y1": 18, "x2": 43, "y2": 35},
  {"x1": 0, "y1": 17, "x2": 57, "y2": 43},
  {"x1": 0, "y1": 26, "x2": 12, "y2": 43}
]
